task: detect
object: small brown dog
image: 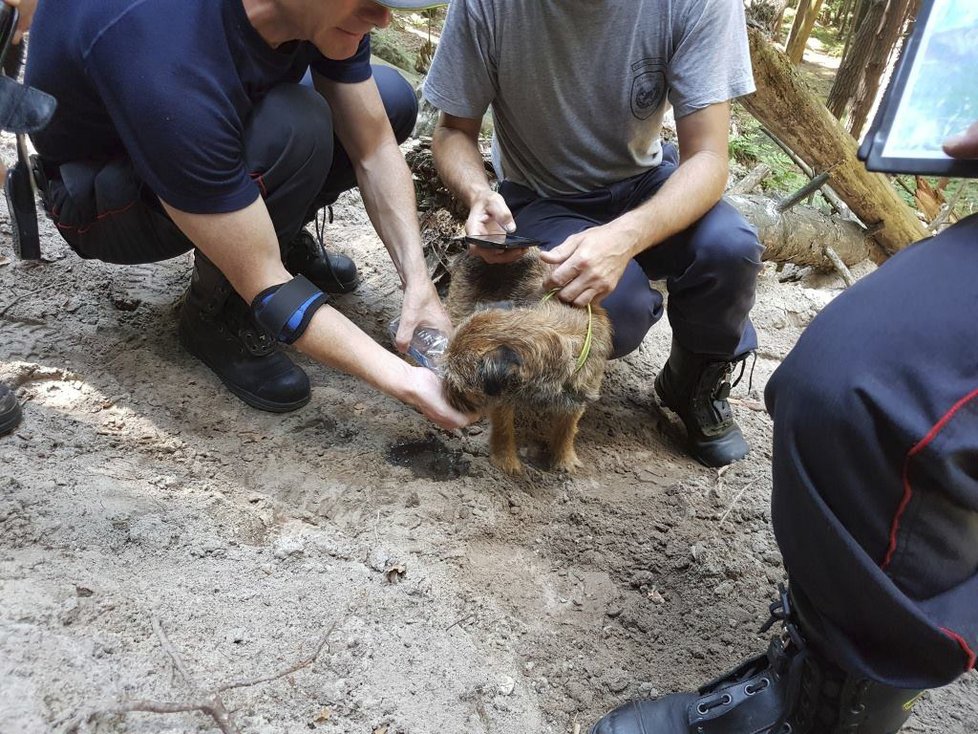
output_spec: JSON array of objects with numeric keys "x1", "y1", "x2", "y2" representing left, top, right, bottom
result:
[{"x1": 442, "y1": 251, "x2": 613, "y2": 474}]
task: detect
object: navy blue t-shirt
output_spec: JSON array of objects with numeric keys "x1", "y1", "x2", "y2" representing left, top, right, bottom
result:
[{"x1": 25, "y1": 0, "x2": 372, "y2": 214}]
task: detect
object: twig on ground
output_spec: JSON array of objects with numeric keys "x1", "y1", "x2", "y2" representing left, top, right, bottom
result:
[
  {"x1": 719, "y1": 480, "x2": 757, "y2": 526},
  {"x1": 218, "y1": 622, "x2": 337, "y2": 692},
  {"x1": 66, "y1": 616, "x2": 338, "y2": 734},
  {"x1": 445, "y1": 612, "x2": 475, "y2": 631},
  {"x1": 823, "y1": 245, "x2": 856, "y2": 287},
  {"x1": 0, "y1": 279, "x2": 66, "y2": 318},
  {"x1": 730, "y1": 163, "x2": 772, "y2": 195},
  {"x1": 153, "y1": 615, "x2": 198, "y2": 689}
]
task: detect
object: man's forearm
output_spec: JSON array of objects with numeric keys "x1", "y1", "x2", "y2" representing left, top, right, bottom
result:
[
  {"x1": 432, "y1": 124, "x2": 493, "y2": 209},
  {"x1": 616, "y1": 149, "x2": 729, "y2": 258},
  {"x1": 353, "y1": 138, "x2": 432, "y2": 291}
]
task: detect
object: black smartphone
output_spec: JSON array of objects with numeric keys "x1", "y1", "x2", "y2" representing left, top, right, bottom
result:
[{"x1": 463, "y1": 233, "x2": 541, "y2": 250}]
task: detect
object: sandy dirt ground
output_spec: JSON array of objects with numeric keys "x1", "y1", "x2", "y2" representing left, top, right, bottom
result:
[{"x1": 1, "y1": 160, "x2": 976, "y2": 733}]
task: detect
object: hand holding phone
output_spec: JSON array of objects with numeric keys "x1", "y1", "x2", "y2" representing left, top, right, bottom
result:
[{"x1": 463, "y1": 233, "x2": 541, "y2": 250}]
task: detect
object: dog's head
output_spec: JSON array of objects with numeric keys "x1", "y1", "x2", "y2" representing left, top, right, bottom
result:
[{"x1": 441, "y1": 306, "x2": 573, "y2": 412}]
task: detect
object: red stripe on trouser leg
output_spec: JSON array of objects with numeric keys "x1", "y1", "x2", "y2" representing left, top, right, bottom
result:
[{"x1": 882, "y1": 387, "x2": 978, "y2": 570}]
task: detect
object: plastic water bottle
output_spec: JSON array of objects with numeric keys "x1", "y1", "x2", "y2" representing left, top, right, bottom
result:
[{"x1": 388, "y1": 317, "x2": 448, "y2": 374}]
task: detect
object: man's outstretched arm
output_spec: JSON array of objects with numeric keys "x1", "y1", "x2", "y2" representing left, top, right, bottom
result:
[{"x1": 164, "y1": 197, "x2": 473, "y2": 430}]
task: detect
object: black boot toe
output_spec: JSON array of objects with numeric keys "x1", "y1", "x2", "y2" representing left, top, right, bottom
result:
[
  {"x1": 591, "y1": 694, "x2": 694, "y2": 734},
  {"x1": 0, "y1": 383, "x2": 23, "y2": 436}
]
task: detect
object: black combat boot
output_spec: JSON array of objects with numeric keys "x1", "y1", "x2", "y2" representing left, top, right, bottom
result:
[
  {"x1": 178, "y1": 252, "x2": 310, "y2": 413},
  {"x1": 282, "y1": 224, "x2": 359, "y2": 295},
  {"x1": 591, "y1": 586, "x2": 925, "y2": 734},
  {"x1": 0, "y1": 383, "x2": 22, "y2": 436},
  {"x1": 654, "y1": 338, "x2": 749, "y2": 467}
]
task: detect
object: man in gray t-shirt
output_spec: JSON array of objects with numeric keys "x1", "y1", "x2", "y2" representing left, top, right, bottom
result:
[{"x1": 425, "y1": 0, "x2": 762, "y2": 469}]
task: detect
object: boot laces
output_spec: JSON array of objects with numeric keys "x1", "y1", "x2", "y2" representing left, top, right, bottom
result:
[
  {"x1": 239, "y1": 325, "x2": 275, "y2": 356},
  {"x1": 313, "y1": 205, "x2": 335, "y2": 254}
]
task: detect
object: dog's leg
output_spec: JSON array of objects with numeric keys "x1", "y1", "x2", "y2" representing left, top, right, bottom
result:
[
  {"x1": 549, "y1": 408, "x2": 585, "y2": 473},
  {"x1": 489, "y1": 403, "x2": 522, "y2": 475}
]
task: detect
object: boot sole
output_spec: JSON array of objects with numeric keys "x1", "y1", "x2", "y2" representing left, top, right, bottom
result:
[{"x1": 178, "y1": 330, "x2": 310, "y2": 414}]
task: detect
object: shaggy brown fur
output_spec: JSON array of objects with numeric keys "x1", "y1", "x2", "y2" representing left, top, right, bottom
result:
[{"x1": 442, "y1": 252, "x2": 613, "y2": 474}]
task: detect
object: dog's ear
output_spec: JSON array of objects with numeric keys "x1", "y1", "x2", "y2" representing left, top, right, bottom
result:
[{"x1": 478, "y1": 346, "x2": 522, "y2": 396}]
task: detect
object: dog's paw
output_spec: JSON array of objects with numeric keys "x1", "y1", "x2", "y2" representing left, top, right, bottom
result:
[
  {"x1": 552, "y1": 452, "x2": 582, "y2": 474},
  {"x1": 491, "y1": 453, "x2": 524, "y2": 475}
]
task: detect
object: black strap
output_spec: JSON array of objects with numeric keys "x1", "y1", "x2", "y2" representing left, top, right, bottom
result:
[{"x1": 251, "y1": 275, "x2": 328, "y2": 345}]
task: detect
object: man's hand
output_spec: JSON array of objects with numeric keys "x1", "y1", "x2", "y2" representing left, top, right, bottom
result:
[
  {"x1": 944, "y1": 121, "x2": 978, "y2": 159},
  {"x1": 394, "y1": 283, "x2": 453, "y2": 353},
  {"x1": 432, "y1": 114, "x2": 529, "y2": 265},
  {"x1": 465, "y1": 189, "x2": 526, "y2": 264},
  {"x1": 3, "y1": 0, "x2": 37, "y2": 44},
  {"x1": 539, "y1": 222, "x2": 639, "y2": 307},
  {"x1": 403, "y1": 366, "x2": 478, "y2": 430}
]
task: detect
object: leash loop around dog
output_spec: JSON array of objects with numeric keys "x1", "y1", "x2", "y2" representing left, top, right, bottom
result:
[{"x1": 542, "y1": 288, "x2": 593, "y2": 374}]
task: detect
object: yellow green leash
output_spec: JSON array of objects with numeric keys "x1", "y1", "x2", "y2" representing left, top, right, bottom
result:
[{"x1": 542, "y1": 288, "x2": 593, "y2": 374}]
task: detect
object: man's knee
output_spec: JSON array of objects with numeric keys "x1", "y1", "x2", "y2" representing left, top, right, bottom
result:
[
  {"x1": 603, "y1": 273, "x2": 664, "y2": 358},
  {"x1": 373, "y1": 66, "x2": 418, "y2": 143},
  {"x1": 244, "y1": 84, "x2": 335, "y2": 177},
  {"x1": 688, "y1": 202, "x2": 763, "y2": 286}
]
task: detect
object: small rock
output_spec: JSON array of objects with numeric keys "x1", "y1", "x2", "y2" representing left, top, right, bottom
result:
[
  {"x1": 497, "y1": 675, "x2": 516, "y2": 696},
  {"x1": 273, "y1": 535, "x2": 306, "y2": 560},
  {"x1": 368, "y1": 548, "x2": 390, "y2": 572}
]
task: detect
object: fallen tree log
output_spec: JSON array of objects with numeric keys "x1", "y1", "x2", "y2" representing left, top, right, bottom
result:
[
  {"x1": 727, "y1": 193, "x2": 870, "y2": 268},
  {"x1": 740, "y1": 27, "x2": 928, "y2": 262}
]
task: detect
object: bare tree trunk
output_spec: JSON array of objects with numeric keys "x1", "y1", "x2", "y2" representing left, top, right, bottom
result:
[
  {"x1": 770, "y1": 0, "x2": 791, "y2": 42},
  {"x1": 847, "y1": 0, "x2": 913, "y2": 138},
  {"x1": 741, "y1": 27, "x2": 927, "y2": 261},
  {"x1": 728, "y1": 194, "x2": 871, "y2": 267},
  {"x1": 786, "y1": 0, "x2": 825, "y2": 64},
  {"x1": 785, "y1": 0, "x2": 811, "y2": 51},
  {"x1": 840, "y1": 0, "x2": 866, "y2": 54},
  {"x1": 826, "y1": 0, "x2": 886, "y2": 118}
]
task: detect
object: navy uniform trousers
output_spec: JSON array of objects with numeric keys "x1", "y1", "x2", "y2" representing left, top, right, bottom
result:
[
  {"x1": 767, "y1": 214, "x2": 978, "y2": 689},
  {"x1": 38, "y1": 66, "x2": 418, "y2": 265},
  {"x1": 500, "y1": 143, "x2": 764, "y2": 360}
]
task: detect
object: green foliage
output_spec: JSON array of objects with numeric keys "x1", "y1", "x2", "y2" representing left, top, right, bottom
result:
[{"x1": 728, "y1": 109, "x2": 809, "y2": 195}]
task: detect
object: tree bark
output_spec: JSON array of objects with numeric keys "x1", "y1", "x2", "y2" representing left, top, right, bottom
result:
[
  {"x1": 785, "y1": 0, "x2": 824, "y2": 64},
  {"x1": 727, "y1": 194, "x2": 871, "y2": 267},
  {"x1": 847, "y1": 0, "x2": 913, "y2": 138},
  {"x1": 827, "y1": 0, "x2": 886, "y2": 118},
  {"x1": 741, "y1": 27, "x2": 927, "y2": 261}
]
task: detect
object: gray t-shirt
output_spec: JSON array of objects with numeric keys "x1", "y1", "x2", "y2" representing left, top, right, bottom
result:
[{"x1": 423, "y1": 0, "x2": 755, "y2": 197}]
